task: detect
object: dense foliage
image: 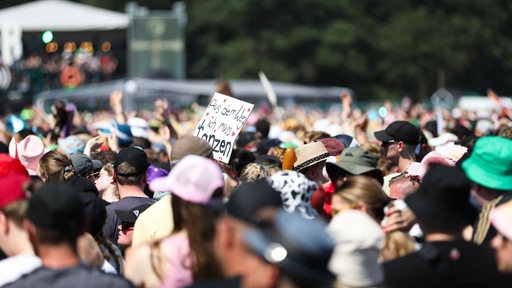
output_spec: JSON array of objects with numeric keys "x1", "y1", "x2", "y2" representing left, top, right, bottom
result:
[{"x1": 3, "y1": 0, "x2": 512, "y2": 100}]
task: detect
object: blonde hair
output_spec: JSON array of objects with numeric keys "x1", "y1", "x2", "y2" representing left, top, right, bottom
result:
[
  {"x1": 335, "y1": 176, "x2": 389, "y2": 221},
  {"x1": 239, "y1": 163, "x2": 269, "y2": 184},
  {"x1": 39, "y1": 150, "x2": 75, "y2": 182}
]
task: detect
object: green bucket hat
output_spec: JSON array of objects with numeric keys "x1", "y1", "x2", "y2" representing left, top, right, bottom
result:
[
  {"x1": 326, "y1": 147, "x2": 383, "y2": 184},
  {"x1": 462, "y1": 136, "x2": 512, "y2": 191}
]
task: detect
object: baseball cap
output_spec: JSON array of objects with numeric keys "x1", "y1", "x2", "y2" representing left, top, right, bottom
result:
[
  {"x1": 374, "y1": 121, "x2": 421, "y2": 145},
  {"x1": 114, "y1": 146, "x2": 150, "y2": 176},
  {"x1": 26, "y1": 183, "x2": 85, "y2": 232},
  {"x1": 171, "y1": 135, "x2": 213, "y2": 161},
  {"x1": 326, "y1": 147, "x2": 383, "y2": 184},
  {"x1": 226, "y1": 179, "x2": 283, "y2": 224},
  {"x1": 0, "y1": 154, "x2": 29, "y2": 176},
  {"x1": 115, "y1": 204, "x2": 151, "y2": 224},
  {"x1": 150, "y1": 155, "x2": 224, "y2": 204},
  {"x1": 243, "y1": 209, "x2": 335, "y2": 284},
  {"x1": 70, "y1": 153, "x2": 93, "y2": 176},
  {"x1": 0, "y1": 174, "x2": 30, "y2": 208}
]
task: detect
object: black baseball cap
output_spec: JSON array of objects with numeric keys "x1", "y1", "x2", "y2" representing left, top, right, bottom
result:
[
  {"x1": 115, "y1": 204, "x2": 151, "y2": 224},
  {"x1": 226, "y1": 179, "x2": 283, "y2": 224},
  {"x1": 374, "y1": 121, "x2": 421, "y2": 145},
  {"x1": 113, "y1": 146, "x2": 150, "y2": 176}
]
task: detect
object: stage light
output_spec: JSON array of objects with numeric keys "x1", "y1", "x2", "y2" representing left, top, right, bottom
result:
[{"x1": 42, "y1": 30, "x2": 53, "y2": 44}]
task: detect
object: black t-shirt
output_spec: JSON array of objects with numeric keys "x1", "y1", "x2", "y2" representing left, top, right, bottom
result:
[{"x1": 3, "y1": 264, "x2": 134, "y2": 288}]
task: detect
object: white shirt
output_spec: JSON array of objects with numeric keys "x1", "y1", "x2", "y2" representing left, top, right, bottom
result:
[{"x1": 0, "y1": 254, "x2": 42, "y2": 286}]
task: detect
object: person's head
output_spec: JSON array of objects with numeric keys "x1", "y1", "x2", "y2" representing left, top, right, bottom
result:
[
  {"x1": 113, "y1": 146, "x2": 150, "y2": 186},
  {"x1": 328, "y1": 210, "x2": 385, "y2": 287},
  {"x1": 151, "y1": 155, "x2": 225, "y2": 280},
  {"x1": 332, "y1": 176, "x2": 389, "y2": 222},
  {"x1": 145, "y1": 164, "x2": 169, "y2": 192},
  {"x1": 462, "y1": 136, "x2": 512, "y2": 208},
  {"x1": 57, "y1": 135, "x2": 85, "y2": 155},
  {"x1": 38, "y1": 150, "x2": 75, "y2": 183},
  {"x1": 239, "y1": 163, "x2": 269, "y2": 184},
  {"x1": 215, "y1": 79, "x2": 233, "y2": 96},
  {"x1": 70, "y1": 153, "x2": 95, "y2": 183},
  {"x1": 170, "y1": 135, "x2": 213, "y2": 162},
  {"x1": 218, "y1": 179, "x2": 283, "y2": 287},
  {"x1": 294, "y1": 142, "x2": 329, "y2": 183},
  {"x1": 315, "y1": 137, "x2": 345, "y2": 158},
  {"x1": 388, "y1": 173, "x2": 421, "y2": 200},
  {"x1": 269, "y1": 170, "x2": 318, "y2": 219},
  {"x1": 243, "y1": 209, "x2": 336, "y2": 288},
  {"x1": 326, "y1": 147, "x2": 383, "y2": 188},
  {"x1": 490, "y1": 200, "x2": 512, "y2": 273},
  {"x1": 24, "y1": 183, "x2": 86, "y2": 249},
  {"x1": 374, "y1": 121, "x2": 421, "y2": 167},
  {"x1": 95, "y1": 163, "x2": 118, "y2": 200},
  {"x1": 255, "y1": 119, "x2": 271, "y2": 139},
  {"x1": 10, "y1": 135, "x2": 45, "y2": 176},
  {"x1": 255, "y1": 154, "x2": 282, "y2": 176},
  {"x1": 303, "y1": 131, "x2": 330, "y2": 144},
  {"x1": 115, "y1": 204, "x2": 150, "y2": 247},
  {"x1": 405, "y1": 164, "x2": 477, "y2": 234},
  {"x1": 0, "y1": 174, "x2": 31, "y2": 256},
  {"x1": 0, "y1": 154, "x2": 29, "y2": 176}
]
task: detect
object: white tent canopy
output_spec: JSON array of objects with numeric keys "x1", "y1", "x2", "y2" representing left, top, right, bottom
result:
[{"x1": 0, "y1": 0, "x2": 129, "y2": 32}]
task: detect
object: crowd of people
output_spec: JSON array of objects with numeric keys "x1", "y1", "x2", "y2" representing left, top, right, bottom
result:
[{"x1": 0, "y1": 86, "x2": 511, "y2": 288}]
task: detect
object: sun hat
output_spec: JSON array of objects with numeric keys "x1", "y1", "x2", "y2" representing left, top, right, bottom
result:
[
  {"x1": 405, "y1": 164, "x2": 478, "y2": 230},
  {"x1": 58, "y1": 135, "x2": 85, "y2": 155},
  {"x1": 113, "y1": 146, "x2": 150, "y2": 176},
  {"x1": 327, "y1": 210, "x2": 385, "y2": 287},
  {"x1": 149, "y1": 155, "x2": 223, "y2": 205},
  {"x1": 374, "y1": 120, "x2": 421, "y2": 145},
  {"x1": 226, "y1": 179, "x2": 283, "y2": 225},
  {"x1": 268, "y1": 170, "x2": 318, "y2": 219},
  {"x1": 490, "y1": 200, "x2": 512, "y2": 240},
  {"x1": 170, "y1": 135, "x2": 213, "y2": 161},
  {"x1": 325, "y1": 147, "x2": 383, "y2": 184},
  {"x1": 462, "y1": 136, "x2": 512, "y2": 191},
  {"x1": 13, "y1": 135, "x2": 45, "y2": 176},
  {"x1": 243, "y1": 209, "x2": 335, "y2": 284},
  {"x1": 0, "y1": 174, "x2": 30, "y2": 208},
  {"x1": 293, "y1": 142, "x2": 329, "y2": 172}
]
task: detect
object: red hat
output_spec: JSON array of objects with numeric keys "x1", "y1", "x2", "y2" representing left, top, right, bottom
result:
[
  {"x1": 0, "y1": 154, "x2": 29, "y2": 176},
  {"x1": 0, "y1": 174, "x2": 30, "y2": 208}
]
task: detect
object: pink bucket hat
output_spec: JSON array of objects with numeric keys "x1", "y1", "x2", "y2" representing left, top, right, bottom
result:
[
  {"x1": 149, "y1": 155, "x2": 224, "y2": 204},
  {"x1": 12, "y1": 135, "x2": 45, "y2": 176},
  {"x1": 490, "y1": 200, "x2": 512, "y2": 240}
]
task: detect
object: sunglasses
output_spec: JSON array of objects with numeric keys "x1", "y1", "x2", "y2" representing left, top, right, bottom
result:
[
  {"x1": 121, "y1": 222, "x2": 134, "y2": 231},
  {"x1": 87, "y1": 171, "x2": 101, "y2": 180}
]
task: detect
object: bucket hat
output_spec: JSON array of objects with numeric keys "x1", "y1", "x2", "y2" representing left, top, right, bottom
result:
[{"x1": 462, "y1": 136, "x2": 512, "y2": 190}]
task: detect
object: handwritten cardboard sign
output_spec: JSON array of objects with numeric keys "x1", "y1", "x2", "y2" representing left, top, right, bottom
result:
[{"x1": 194, "y1": 92, "x2": 254, "y2": 163}]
